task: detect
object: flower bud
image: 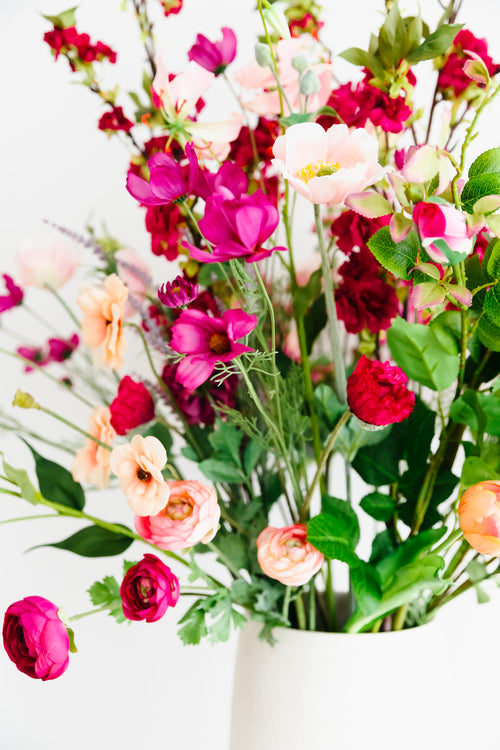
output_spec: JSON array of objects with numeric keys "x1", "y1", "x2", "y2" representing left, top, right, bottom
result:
[
  {"x1": 262, "y1": 4, "x2": 291, "y2": 40},
  {"x1": 12, "y1": 389, "x2": 40, "y2": 410},
  {"x1": 292, "y1": 53, "x2": 308, "y2": 73},
  {"x1": 254, "y1": 42, "x2": 273, "y2": 68},
  {"x1": 299, "y1": 69, "x2": 321, "y2": 96}
]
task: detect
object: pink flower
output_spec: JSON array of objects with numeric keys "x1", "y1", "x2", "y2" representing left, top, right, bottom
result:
[
  {"x1": 438, "y1": 30, "x2": 499, "y2": 97},
  {"x1": 161, "y1": 362, "x2": 238, "y2": 426},
  {"x1": 120, "y1": 554, "x2": 180, "y2": 622},
  {"x1": 3, "y1": 596, "x2": 69, "y2": 681},
  {"x1": 109, "y1": 376, "x2": 155, "y2": 436},
  {"x1": 347, "y1": 355, "x2": 415, "y2": 427},
  {"x1": 256, "y1": 525, "x2": 324, "y2": 586},
  {"x1": 98, "y1": 106, "x2": 134, "y2": 133},
  {"x1": 17, "y1": 229, "x2": 81, "y2": 289},
  {"x1": 158, "y1": 275, "x2": 199, "y2": 307},
  {"x1": 115, "y1": 248, "x2": 151, "y2": 318},
  {"x1": 134, "y1": 480, "x2": 220, "y2": 550},
  {"x1": 48, "y1": 333, "x2": 79, "y2": 362},
  {"x1": 0, "y1": 274, "x2": 23, "y2": 313},
  {"x1": 272, "y1": 122, "x2": 385, "y2": 205},
  {"x1": 110, "y1": 435, "x2": 169, "y2": 516},
  {"x1": 413, "y1": 201, "x2": 473, "y2": 263},
  {"x1": 77, "y1": 274, "x2": 127, "y2": 369},
  {"x1": 71, "y1": 406, "x2": 116, "y2": 489},
  {"x1": 188, "y1": 27, "x2": 237, "y2": 75},
  {"x1": 458, "y1": 481, "x2": 500, "y2": 556},
  {"x1": 126, "y1": 142, "x2": 199, "y2": 206}
]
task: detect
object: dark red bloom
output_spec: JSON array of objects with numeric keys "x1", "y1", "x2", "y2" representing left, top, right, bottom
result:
[
  {"x1": 145, "y1": 203, "x2": 184, "y2": 261},
  {"x1": 98, "y1": 106, "x2": 134, "y2": 133},
  {"x1": 0, "y1": 274, "x2": 23, "y2": 313},
  {"x1": 120, "y1": 554, "x2": 180, "y2": 622},
  {"x1": 43, "y1": 24, "x2": 116, "y2": 69},
  {"x1": 161, "y1": 362, "x2": 237, "y2": 426},
  {"x1": 347, "y1": 355, "x2": 415, "y2": 426},
  {"x1": 438, "y1": 30, "x2": 499, "y2": 97},
  {"x1": 330, "y1": 210, "x2": 390, "y2": 254},
  {"x1": 109, "y1": 376, "x2": 155, "y2": 435}
]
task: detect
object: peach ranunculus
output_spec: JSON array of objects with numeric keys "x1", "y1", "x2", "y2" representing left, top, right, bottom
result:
[
  {"x1": 71, "y1": 406, "x2": 116, "y2": 489},
  {"x1": 458, "y1": 480, "x2": 500, "y2": 556},
  {"x1": 17, "y1": 228, "x2": 81, "y2": 289},
  {"x1": 272, "y1": 122, "x2": 385, "y2": 205},
  {"x1": 115, "y1": 248, "x2": 151, "y2": 318},
  {"x1": 110, "y1": 435, "x2": 169, "y2": 516},
  {"x1": 77, "y1": 274, "x2": 127, "y2": 369},
  {"x1": 134, "y1": 480, "x2": 220, "y2": 550},
  {"x1": 256, "y1": 524, "x2": 324, "y2": 586}
]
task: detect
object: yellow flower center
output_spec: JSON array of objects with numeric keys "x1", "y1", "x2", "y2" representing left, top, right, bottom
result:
[{"x1": 296, "y1": 160, "x2": 340, "y2": 184}]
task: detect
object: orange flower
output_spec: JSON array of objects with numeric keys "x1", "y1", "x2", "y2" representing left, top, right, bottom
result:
[
  {"x1": 77, "y1": 274, "x2": 127, "y2": 369},
  {"x1": 71, "y1": 406, "x2": 116, "y2": 489},
  {"x1": 257, "y1": 524, "x2": 324, "y2": 586},
  {"x1": 110, "y1": 435, "x2": 169, "y2": 516},
  {"x1": 458, "y1": 481, "x2": 500, "y2": 556}
]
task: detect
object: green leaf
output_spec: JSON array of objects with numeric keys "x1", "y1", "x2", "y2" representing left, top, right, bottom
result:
[
  {"x1": 23, "y1": 441, "x2": 85, "y2": 511},
  {"x1": 0, "y1": 455, "x2": 39, "y2": 505},
  {"x1": 376, "y1": 527, "x2": 445, "y2": 586},
  {"x1": 337, "y1": 47, "x2": 384, "y2": 78},
  {"x1": 387, "y1": 316, "x2": 459, "y2": 390},
  {"x1": 352, "y1": 435, "x2": 401, "y2": 486},
  {"x1": 215, "y1": 535, "x2": 248, "y2": 571},
  {"x1": 208, "y1": 421, "x2": 243, "y2": 467},
  {"x1": 39, "y1": 525, "x2": 133, "y2": 557},
  {"x1": 178, "y1": 602, "x2": 207, "y2": 645},
  {"x1": 314, "y1": 384, "x2": 344, "y2": 426},
  {"x1": 427, "y1": 238, "x2": 468, "y2": 265},
  {"x1": 367, "y1": 228, "x2": 420, "y2": 280},
  {"x1": 42, "y1": 6, "x2": 78, "y2": 28},
  {"x1": 360, "y1": 491, "x2": 397, "y2": 522},
  {"x1": 306, "y1": 513, "x2": 359, "y2": 565},
  {"x1": 461, "y1": 173, "x2": 500, "y2": 214},
  {"x1": 293, "y1": 267, "x2": 323, "y2": 317},
  {"x1": 303, "y1": 294, "x2": 327, "y2": 354},
  {"x1": 485, "y1": 238, "x2": 500, "y2": 279},
  {"x1": 197, "y1": 263, "x2": 226, "y2": 286},
  {"x1": 369, "y1": 530, "x2": 397, "y2": 565},
  {"x1": 143, "y1": 421, "x2": 173, "y2": 454},
  {"x1": 350, "y1": 561, "x2": 382, "y2": 615},
  {"x1": 477, "y1": 314, "x2": 500, "y2": 352},
  {"x1": 198, "y1": 458, "x2": 243, "y2": 484},
  {"x1": 279, "y1": 112, "x2": 312, "y2": 128},
  {"x1": 484, "y1": 284, "x2": 500, "y2": 328},
  {"x1": 468, "y1": 148, "x2": 500, "y2": 178},
  {"x1": 461, "y1": 456, "x2": 500, "y2": 487},
  {"x1": 406, "y1": 23, "x2": 463, "y2": 62},
  {"x1": 477, "y1": 391, "x2": 500, "y2": 437},
  {"x1": 378, "y1": 2, "x2": 405, "y2": 68},
  {"x1": 450, "y1": 389, "x2": 488, "y2": 437},
  {"x1": 322, "y1": 494, "x2": 360, "y2": 548},
  {"x1": 88, "y1": 576, "x2": 121, "y2": 606},
  {"x1": 244, "y1": 441, "x2": 262, "y2": 475}
]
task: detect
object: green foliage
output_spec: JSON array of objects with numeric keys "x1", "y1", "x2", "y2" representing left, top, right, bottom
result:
[
  {"x1": 461, "y1": 174, "x2": 500, "y2": 214},
  {"x1": 468, "y1": 148, "x2": 500, "y2": 179},
  {"x1": 88, "y1": 574, "x2": 125, "y2": 623},
  {"x1": 360, "y1": 491, "x2": 397, "y2": 522},
  {"x1": 40, "y1": 525, "x2": 133, "y2": 557},
  {"x1": 338, "y1": 48, "x2": 385, "y2": 78},
  {"x1": 349, "y1": 562, "x2": 382, "y2": 615},
  {"x1": 177, "y1": 591, "x2": 246, "y2": 646},
  {"x1": 143, "y1": 421, "x2": 173, "y2": 454},
  {"x1": 306, "y1": 512, "x2": 359, "y2": 566},
  {"x1": 406, "y1": 23, "x2": 463, "y2": 62},
  {"x1": 461, "y1": 456, "x2": 500, "y2": 487},
  {"x1": 0, "y1": 454, "x2": 39, "y2": 505},
  {"x1": 322, "y1": 494, "x2": 360, "y2": 547},
  {"x1": 367, "y1": 228, "x2": 420, "y2": 281},
  {"x1": 42, "y1": 7, "x2": 78, "y2": 28},
  {"x1": 198, "y1": 420, "x2": 248, "y2": 484},
  {"x1": 23, "y1": 441, "x2": 85, "y2": 511}
]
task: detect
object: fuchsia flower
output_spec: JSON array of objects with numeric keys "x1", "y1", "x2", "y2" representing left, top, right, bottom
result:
[
  {"x1": 48, "y1": 333, "x2": 79, "y2": 362},
  {"x1": 158, "y1": 275, "x2": 199, "y2": 307},
  {"x1": 347, "y1": 356, "x2": 415, "y2": 427},
  {"x1": 161, "y1": 362, "x2": 238, "y2": 426},
  {"x1": 459, "y1": 481, "x2": 500, "y2": 557},
  {"x1": 185, "y1": 190, "x2": 287, "y2": 263},
  {"x1": 120, "y1": 554, "x2": 180, "y2": 622},
  {"x1": 3, "y1": 596, "x2": 70, "y2": 681},
  {"x1": 98, "y1": 106, "x2": 134, "y2": 133},
  {"x1": 170, "y1": 308, "x2": 257, "y2": 390},
  {"x1": 126, "y1": 142, "x2": 199, "y2": 206},
  {"x1": 188, "y1": 27, "x2": 237, "y2": 75},
  {"x1": 257, "y1": 525, "x2": 324, "y2": 586},
  {"x1": 413, "y1": 201, "x2": 473, "y2": 263},
  {"x1": 109, "y1": 376, "x2": 155, "y2": 436},
  {"x1": 0, "y1": 274, "x2": 23, "y2": 313}
]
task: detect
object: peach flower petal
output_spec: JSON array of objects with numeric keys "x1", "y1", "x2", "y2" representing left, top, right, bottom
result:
[
  {"x1": 110, "y1": 435, "x2": 169, "y2": 516},
  {"x1": 71, "y1": 406, "x2": 116, "y2": 489}
]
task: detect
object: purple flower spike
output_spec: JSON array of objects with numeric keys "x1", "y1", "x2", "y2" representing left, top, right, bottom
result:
[
  {"x1": 126, "y1": 142, "x2": 199, "y2": 207},
  {"x1": 188, "y1": 27, "x2": 237, "y2": 76},
  {"x1": 158, "y1": 275, "x2": 199, "y2": 308},
  {"x1": 0, "y1": 274, "x2": 24, "y2": 313}
]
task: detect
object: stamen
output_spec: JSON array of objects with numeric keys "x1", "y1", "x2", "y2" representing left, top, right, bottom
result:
[{"x1": 296, "y1": 160, "x2": 340, "y2": 184}]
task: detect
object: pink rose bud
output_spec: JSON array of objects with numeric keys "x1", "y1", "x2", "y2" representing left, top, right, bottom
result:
[
  {"x1": 257, "y1": 524, "x2": 324, "y2": 586},
  {"x1": 2, "y1": 596, "x2": 70, "y2": 680},
  {"x1": 412, "y1": 201, "x2": 473, "y2": 263},
  {"x1": 347, "y1": 355, "x2": 415, "y2": 427},
  {"x1": 458, "y1": 481, "x2": 500, "y2": 556},
  {"x1": 120, "y1": 554, "x2": 180, "y2": 622}
]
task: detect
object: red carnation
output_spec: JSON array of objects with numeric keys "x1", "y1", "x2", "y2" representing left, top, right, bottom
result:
[
  {"x1": 438, "y1": 29, "x2": 499, "y2": 97},
  {"x1": 98, "y1": 106, "x2": 134, "y2": 133},
  {"x1": 109, "y1": 376, "x2": 155, "y2": 435},
  {"x1": 347, "y1": 355, "x2": 415, "y2": 427},
  {"x1": 330, "y1": 210, "x2": 390, "y2": 254}
]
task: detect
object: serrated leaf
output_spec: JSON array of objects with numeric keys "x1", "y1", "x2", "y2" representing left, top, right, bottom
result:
[
  {"x1": 23, "y1": 441, "x2": 85, "y2": 511},
  {"x1": 307, "y1": 513, "x2": 359, "y2": 565},
  {"x1": 368, "y1": 227, "x2": 420, "y2": 280},
  {"x1": 477, "y1": 314, "x2": 500, "y2": 352},
  {"x1": 198, "y1": 458, "x2": 243, "y2": 484},
  {"x1": 469, "y1": 148, "x2": 500, "y2": 179},
  {"x1": 38, "y1": 525, "x2": 133, "y2": 557},
  {"x1": 178, "y1": 603, "x2": 207, "y2": 645},
  {"x1": 461, "y1": 174, "x2": 500, "y2": 214},
  {"x1": 406, "y1": 23, "x2": 463, "y2": 63},
  {"x1": 360, "y1": 491, "x2": 396, "y2": 522},
  {"x1": 208, "y1": 421, "x2": 243, "y2": 467}
]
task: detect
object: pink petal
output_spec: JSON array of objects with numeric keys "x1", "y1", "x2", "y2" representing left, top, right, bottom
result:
[{"x1": 176, "y1": 355, "x2": 215, "y2": 390}]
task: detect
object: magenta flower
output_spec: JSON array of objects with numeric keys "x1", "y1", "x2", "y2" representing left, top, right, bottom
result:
[
  {"x1": 0, "y1": 274, "x2": 23, "y2": 313},
  {"x1": 120, "y1": 554, "x2": 180, "y2": 622},
  {"x1": 126, "y1": 142, "x2": 199, "y2": 206},
  {"x1": 170, "y1": 308, "x2": 257, "y2": 389},
  {"x1": 158, "y1": 275, "x2": 199, "y2": 307},
  {"x1": 48, "y1": 333, "x2": 79, "y2": 362},
  {"x1": 17, "y1": 345, "x2": 50, "y2": 372},
  {"x1": 185, "y1": 190, "x2": 287, "y2": 263},
  {"x1": 188, "y1": 27, "x2": 237, "y2": 75}
]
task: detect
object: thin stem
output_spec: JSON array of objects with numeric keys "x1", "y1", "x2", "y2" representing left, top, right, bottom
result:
[
  {"x1": 69, "y1": 603, "x2": 111, "y2": 621},
  {"x1": 0, "y1": 514, "x2": 57, "y2": 524},
  {"x1": 206, "y1": 540, "x2": 243, "y2": 580},
  {"x1": 44, "y1": 284, "x2": 81, "y2": 328},
  {"x1": 295, "y1": 593, "x2": 306, "y2": 630},
  {"x1": 37, "y1": 405, "x2": 112, "y2": 450},
  {"x1": 325, "y1": 559, "x2": 336, "y2": 630},
  {"x1": 282, "y1": 586, "x2": 292, "y2": 621},
  {"x1": 309, "y1": 580, "x2": 316, "y2": 631}
]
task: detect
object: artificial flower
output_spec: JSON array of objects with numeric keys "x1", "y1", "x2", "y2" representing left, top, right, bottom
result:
[
  {"x1": 110, "y1": 435, "x2": 169, "y2": 516},
  {"x1": 17, "y1": 228, "x2": 81, "y2": 289},
  {"x1": 98, "y1": 106, "x2": 134, "y2": 133},
  {"x1": 120, "y1": 554, "x2": 180, "y2": 622},
  {"x1": 347, "y1": 355, "x2": 415, "y2": 426},
  {"x1": 413, "y1": 201, "x2": 473, "y2": 263},
  {"x1": 109, "y1": 376, "x2": 155, "y2": 436},
  {"x1": 77, "y1": 274, "x2": 128, "y2": 369},
  {"x1": 437, "y1": 29, "x2": 499, "y2": 97},
  {"x1": 161, "y1": 362, "x2": 238, "y2": 426},
  {"x1": 71, "y1": 406, "x2": 116, "y2": 489},
  {"x1": 458, "y1": 481, "x2": 500, "y2": 556},
  {"x1": 158, "y1": 275, "x2": 199, "y2": 307},
  {"x1": 257, "y1": 524, "x2": 324, "y2": 586},
  {"x1": 0, "y1": 274, "x2": 23, "y2": 313},
  {"x1": 126, "y1": 142, "x2": 199, "y2": 206},
  {"x1": 188, "y1": 27, "x2": 237, "y2": 75}
]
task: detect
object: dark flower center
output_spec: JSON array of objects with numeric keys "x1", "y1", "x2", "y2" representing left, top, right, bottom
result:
[
  {"x1": 209, "y1": 332, "x2": 231, "y2": 354},
  {"x1": 137, "y1": 467, "x2": 152, "y2": 482}
]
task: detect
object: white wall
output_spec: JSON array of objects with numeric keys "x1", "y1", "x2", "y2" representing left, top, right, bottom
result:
[{"x1": 1, "y1": 1, "x2": 500, "y2": 748}]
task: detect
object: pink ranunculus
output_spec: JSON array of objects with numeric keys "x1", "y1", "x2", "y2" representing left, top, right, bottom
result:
[
  {"x1": 134, "y1": 480, "x2": 220, "y2": 550},
  {"x1": 115, "y1": 247, "x2": 151, "y2": 318},
  {"x1": 188, "y1": 27, "x2": 237, "y2": 75},
  {"x1": 71, "y1": 406, "x2": 117, "y2": 489},
  {"x1": 17, "y1": 228, "x2": 81, "y2": 289},
  {"x1": 77, "y1": 273, "x2": 128, "y2": 369},
  {"x1": 458, "y1": 481, "x2": 500, "y2": 556},
  {"x1": 257, "y1": 524, "x2": 324, "y2": 586},
  {"x1": 110, "y1": 435, "x2": 169, "y2": 516},
  {"x1": 120, "y1": 554, "x2": 180, "y2": 622},
  {"x1": 347, "y1": 355, "x2": 415, "y2": 427},
  {"x1": 170, "y1": 308, "x2": 257, "y2": 390},
  {"x1": 109, "y1": 376, "x2": 155, "y2": 436},
  {"x1": 413, "y1": 201, "x2": 473, "y2": 263},
  {"x1": 272, "y1": 122, "x2": 385, "y2": 205},
  {"x1": 2, "y1": 596, "x2": 70, "y2": 681}
]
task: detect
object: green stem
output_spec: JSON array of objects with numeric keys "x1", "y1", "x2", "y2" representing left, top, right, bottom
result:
[
  {"x1": 206, "y1": 540, "x2": 243, "y2": 580},
  {"x1": 309, "y1": 580, "x2": 316, "y2": 631},
  {"x1": 325, "y1": 559, "x2": 336, "y2": 630},
  {"x1": 44, "y1": 284, "x2": 81, "y2": 328},
  {"x1": 38, "y1": 405, "x2": 112, "y2": 450},
  {"x1": 256, "y1": 0, "x2": 286, "y2": 116},
  {"x1": 0, "y1": 514, "x2": 57, "y2": 524},
  {"x1": 69, "y1": 604, "x2": 111, "y2": 621},
  {"x1": 295, "y1": 592, "x2": 306, "y2": 630},
  {"x1": 432, "y1": 528, "x2": 463, "y2": 558},
  {"x1": 392, "y1": 602, "x2": 409, "y2": 631},
  {"x1": 282, "y1": 585, "x2": 292, "y2": 621}
]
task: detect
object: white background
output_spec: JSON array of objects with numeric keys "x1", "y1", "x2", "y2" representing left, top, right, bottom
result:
[{"x1": 1, "y1": 1, "x2": 500, "y2": 748}]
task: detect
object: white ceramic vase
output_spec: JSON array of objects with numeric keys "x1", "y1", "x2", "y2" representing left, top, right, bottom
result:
[{"x1": 230, "y1": 619, "x2": 469, "y2": 750}]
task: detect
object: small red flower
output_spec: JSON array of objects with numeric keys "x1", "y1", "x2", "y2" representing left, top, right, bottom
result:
[
  {"x1": 98, "y1": 106, "x2": 134, "y2": 133},
  {"x1": 347, "y1": 355, "x2": 415, "y2": 426},
  {"x1": 109, "y1": 376, "x2": 155, "y2": 436}
]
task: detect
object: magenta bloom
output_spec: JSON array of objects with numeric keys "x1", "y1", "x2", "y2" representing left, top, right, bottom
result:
[
  {"x1": 126, "y1": 142, "x2": 199, "y2": 206},
  {"x1": 120, "y1": 554, "x2": 180, "y2": 622},
  {"x1": 347, "y1": 355, "x2": 415, "y2": 426},
  {"x1": 186, "y1": 190, "x2": 286, "y2": 263},
  {"x1": 0, "y1": 274, "x2": 23, "y2": 313},
  {"x1": 3, "y1": 596, "x2": 70, "y2": 681},
  {"x1": 17, "y1": 345, "x2": 50, "y2": 372},
  {"x1": 158, "y1": 275, "x2": 199, "y2": 307},
  {"x1": 170, "y1": 308, "x2": 257, "y2": 389},
  {"x1": 109, "y1": 375, "x2": 155, "y2": 435},
  {"x1": 48, "y1": 333, "x2": 79, "y2": 362},
  {"x1": 188, "y1": 27, "x2": 237, "y2": 75},
  {"x1": 413, "y1": 201, "x2": 472, "y2": 263}
]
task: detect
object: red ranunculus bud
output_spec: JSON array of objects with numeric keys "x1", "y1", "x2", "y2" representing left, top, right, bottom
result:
[
  {"x1": 347, "y1": 355, "x2": 415, "y2": 427},
  {"x1": 109, "y1": 376, "x2": 155, "y2": 435}
]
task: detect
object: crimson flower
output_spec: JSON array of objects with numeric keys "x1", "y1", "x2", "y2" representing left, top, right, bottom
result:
[
  {"x1": 98, "y1": 106, "x2": 134, "y2": 133},
  {"x1": 109, "y1": 376, "x2": 155, "y2": 436},
  {"x1": 126, "y1": 142, "x2": 199, "y2": 206},
  {"x1": 188, "y1": 27, "x2": 237, "y2": 75},
  {"x1": 120, "y1": 554, "x2": 180, "y2": 622},
  {"x1": 438, "y1": 30, "x2": 499, "y2": 97},
  {"x1": 158, "y1": 275, "x2": 199, "y2": 308},
  {"x1": 170, "y1": 308, "x2": 257, "y2": 389},
  {"x1": 347, "y1": 355, "x2": 415, "y2": 427},
  {"x1": 0, "y1": 274, "x2": 23, "y2": 313}
]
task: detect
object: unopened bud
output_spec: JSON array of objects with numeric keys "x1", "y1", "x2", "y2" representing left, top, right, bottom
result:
[
  {"x1": 299, "y1": 69, "x2": 321, "y2": 96},
  {"x1": 255, "y1": 42, "x2": 273, "y2": 69},
  {"x1": 262, "y1": 4, "x2": 291, "y2": 40},
  {"x1": 12, "y1": 390, "x2": 40, "y2": 410},
  {"x1": 292, "y1": 54, "x2": 308, "y2": 73}
]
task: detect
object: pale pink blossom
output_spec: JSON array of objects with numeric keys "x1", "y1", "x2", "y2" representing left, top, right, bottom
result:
[
  {"x1": 115, "y1": 248, "x2": 151, "y2": 318},
  {"x1": 71, "y1": 406, "x2": 116, "y2": 489},
  {"x1": 110, "y1": 435, "x2": 169, "y2": 516},
  {"x1": 134, "y1": 480, "x2": 220, "y2": 550},
  {"x1": 257, "y1": 524, "x2": 324, "y2": 586},
  {"x1": 77, "y1": 274, "x2": 127, "y2": 369},
  {"x1": 272, "y1": 122, "x2": 385, "y2": 205},
  {"x1": 17, "y1": 228, "x2": 81, "y2": 289}
]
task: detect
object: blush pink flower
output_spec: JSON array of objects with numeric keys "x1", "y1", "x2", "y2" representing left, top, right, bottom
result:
[
  {"x1": 347, "y1": 355, "x2": 415, "y2": 427},
  {"x1": 188, "y1": 27, "x2": 237, "y2": 75},
  {"x1": 458, "y1": 481, "x2": 500, "y2": 556},
  {"x1": 77, "y1": 274, "x2": 127, "y2": 369},
  {"x1": 413, "y1": 201, "x2": 473, "y2": 263},
  {"x1": 134, "y1": 480, "x2": 220, "y2": 550},
  {"x1": 170, "y1": 308, "x2": 257, "y2": 390},
  {"x1": 71, "y1": 406, "x2": 116, "y2": 489},
  {"x1": 120, "y1": 554, "x2": 180, "y2": 622},
  {"x1": 257, "y1": 524, "x2": 324, "y2": 586},
  {"x1": 110, "y1": 435, "x2": 169, "y2": 516},
  {"x1": 17, "y1": 228, "x2": 81, "y2": 289},
  {"x1": 272, "y1": 122, "x2": 385, "y2": 205}
]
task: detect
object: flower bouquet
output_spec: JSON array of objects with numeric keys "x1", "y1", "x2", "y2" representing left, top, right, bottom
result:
[{"x1": 2, "y1": 0, "x2": 500, "y2": 709}]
